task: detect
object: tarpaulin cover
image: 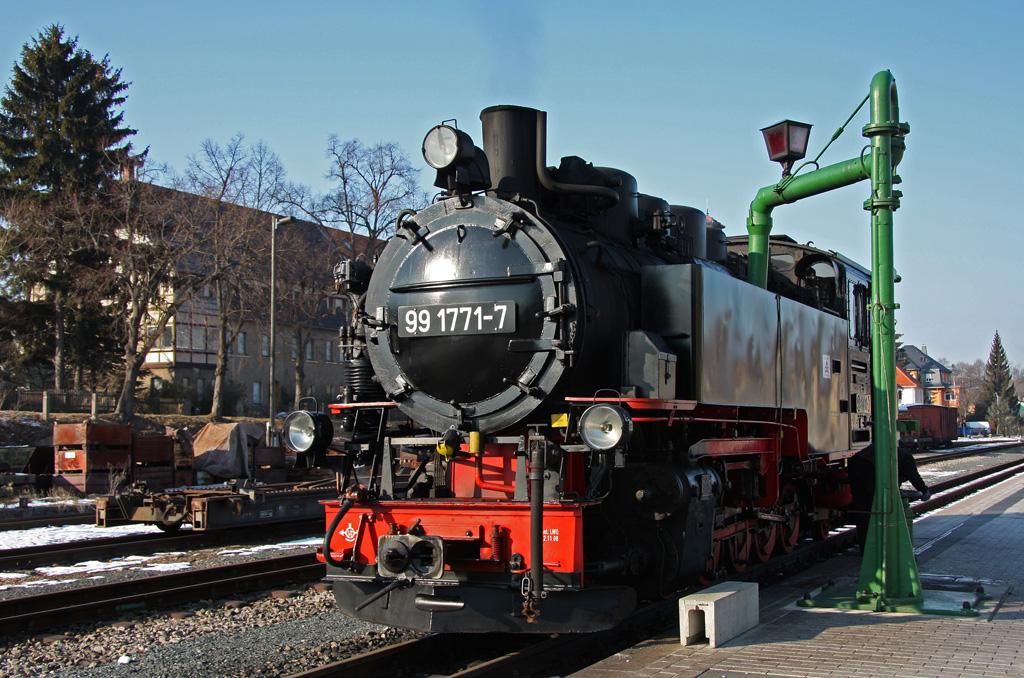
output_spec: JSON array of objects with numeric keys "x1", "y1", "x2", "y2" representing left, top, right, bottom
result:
[{"x1": 191, "y1": 422, "x2": 265, "y2": 478}]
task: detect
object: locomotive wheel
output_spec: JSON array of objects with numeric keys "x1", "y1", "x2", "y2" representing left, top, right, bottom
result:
[
  {"x1": 751, "y1": 523, "x2": 777, "y2": 563},
  {"x1": 725, "y1": 529, "x2": 752, "y2": 573},
  {"x1": 776, "y1": 484, "x2": 801, "y2": 553},
  {"x1": 777, "y1": 509, "x2": 800, "y2": 553},
  {"x1": 811, "y1": 518, "x2": 831, "y2": 541}
]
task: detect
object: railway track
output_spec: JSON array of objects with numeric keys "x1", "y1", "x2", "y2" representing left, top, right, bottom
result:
[
  {"x1": 281, "y1": 452, "x2": 1024, "y2": 678},
  {"x1": 916, "y1": 440, "x2": 1023, "y2": 465},
  {"x1": 0, "y1": 518, "x2": 321, "y2": 570},
  {"x1": 0, "y1": 551, "x2": 324, "y2": 635}
]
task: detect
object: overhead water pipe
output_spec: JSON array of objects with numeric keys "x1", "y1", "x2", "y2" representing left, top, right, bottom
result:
[
  {"x1": 745, "y1": 72, "x2": 906, "y2": 290},
  {"x1": 747, "y1": 156, "x2": 871, "y2": 288}
]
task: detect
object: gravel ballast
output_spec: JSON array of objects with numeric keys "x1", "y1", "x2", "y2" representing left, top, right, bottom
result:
[
  {"x1": 0, "y1": 585, "x2": 414, "y2": 677},
  {"x1": 0, "y1": 529, "x2": 413, "y2": 677}
]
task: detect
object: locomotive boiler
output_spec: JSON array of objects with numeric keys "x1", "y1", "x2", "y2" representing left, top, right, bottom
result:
[{"x1": 287, "y1": 105, "x2": 874, "y2": 633}]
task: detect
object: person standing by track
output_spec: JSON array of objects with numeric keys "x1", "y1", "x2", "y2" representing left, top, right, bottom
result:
[{"x1": 847, "y1": 443, "x2": 931, "y2": 552}]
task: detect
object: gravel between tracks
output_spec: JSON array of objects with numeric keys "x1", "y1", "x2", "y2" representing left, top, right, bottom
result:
[
  {"x1": 0, "y1": 535, "x2": 414, "y2": 677},
  {"x1": 0, "y1": 584, "x2": 414, "y2": 677}
]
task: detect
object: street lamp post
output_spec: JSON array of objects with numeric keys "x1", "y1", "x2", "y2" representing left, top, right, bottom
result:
[{"x1": 268, "y1": 215, "x2": 295, "y2": 446}]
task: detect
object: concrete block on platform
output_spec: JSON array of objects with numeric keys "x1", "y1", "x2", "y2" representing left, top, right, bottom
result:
[{"x1": 680, "y1": 581, "x2": 758, "y2": 648}]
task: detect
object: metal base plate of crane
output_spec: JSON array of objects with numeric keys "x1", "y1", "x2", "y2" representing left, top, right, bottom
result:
[{"x1": 797, "y1": 575, "x2": 994, "y2": 617}]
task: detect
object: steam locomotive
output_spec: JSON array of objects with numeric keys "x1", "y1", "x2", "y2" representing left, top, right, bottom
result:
[{"x1": 285, "y1": 105, "x2": 874, "y2": 633}]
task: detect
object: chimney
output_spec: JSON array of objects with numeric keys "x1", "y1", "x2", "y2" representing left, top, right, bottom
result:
[
  {"x1": 921, "y1": 344, "x2": 928, "y2": 357},
  {"x1": 120, "y1": 154, "x2": 140, "y2": 181}
]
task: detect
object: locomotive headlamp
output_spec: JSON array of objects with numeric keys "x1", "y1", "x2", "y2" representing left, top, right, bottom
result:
[
  {"x1": 282, "y1": 410, "x2": 334, "y2": 457},
  {"x1": 422, "y1": 124, "x2": 473, "y2": 170},
  {"x1": 579, "y1": 404, "x2": 633, "y2": 451},
  {"x1": 760, "y1": 119, "x2": 812, "y2": 178}
]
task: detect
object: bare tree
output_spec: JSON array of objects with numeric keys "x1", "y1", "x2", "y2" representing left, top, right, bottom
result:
[
  {"x1": 104, "y1": 164, "x2": 208, "y2": 422},
  {"x1": 273, "y1": 223, "x2": 341, "y2": 410},
  {"x1": 1, "y1": 187, "x2": 127, "y2": 394},
  {"x1": 269, "y1": 137, "x2": 424, "y2": 409},
  {"x1": 180, "y1": 134, "x2": 287, "y2": 418},
  {"x1": 280, "y1": 138, "x2": 427, "y2": 260},
  {"x1": 951, "y1": 359, "x2": 985, "y2": 424},
  {"x1": 0, "y1": 197, "x2": 56, "y2": 395}
]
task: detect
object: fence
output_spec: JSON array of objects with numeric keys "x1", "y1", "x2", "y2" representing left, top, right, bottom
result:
[
  {"x1": 11, "y1": 390, "x2": 118, "y2": 415},
  {"x1": 5, "y1": 389, "x2": 297, "y2": 418},
  {"x1": 7, "y1": 390, "x2": 194, "y2": 417}
]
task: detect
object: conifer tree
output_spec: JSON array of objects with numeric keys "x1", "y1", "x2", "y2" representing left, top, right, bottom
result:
[
  {"x1": 0, "y1": 25, "x2": 137, "y2": 390},
  {"x1": 980, "y1": 331, "x2": 1020, "y2": 435}
]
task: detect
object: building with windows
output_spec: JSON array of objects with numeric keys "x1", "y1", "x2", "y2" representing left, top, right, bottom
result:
[
  {"x1": 143, "y1": 213, "x2": 377, "y2": 416},
  {"x1": 896, "y1": 344, "x2": 959, "y2": 409}
]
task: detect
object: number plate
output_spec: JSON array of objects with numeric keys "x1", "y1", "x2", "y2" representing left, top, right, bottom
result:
[{"x1": 397, "y1": 301, "x2": 517, "y2": 337}]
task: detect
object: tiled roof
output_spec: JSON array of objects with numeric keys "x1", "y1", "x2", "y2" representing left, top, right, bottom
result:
[{"x1": 899, "y1": 345, "x2": 951, "y2": 373}]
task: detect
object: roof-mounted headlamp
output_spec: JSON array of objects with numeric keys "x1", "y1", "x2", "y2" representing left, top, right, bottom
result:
[
  {"x1": 422, "y1": 125, "x2": 474, "y2": 170},
  {"x1": 421, "y1": 123, "x2": 490, "y2": 193}
]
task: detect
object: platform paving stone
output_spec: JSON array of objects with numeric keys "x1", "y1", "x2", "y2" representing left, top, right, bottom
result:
[{"x1": 572, "y1": 471, "x2": 1024, "y2": 678}]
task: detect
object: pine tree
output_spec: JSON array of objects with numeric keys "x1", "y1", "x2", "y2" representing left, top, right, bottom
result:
[
  {"x1": 0, "y1": 25, "x2": 138, "y2": 390},
  {"x1": 980, "y1": 331, "x2": 1020, "y2": 435}
]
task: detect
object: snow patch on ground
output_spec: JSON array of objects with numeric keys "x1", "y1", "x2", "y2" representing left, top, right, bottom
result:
[
  {"x1": 0, "y1": 525, "x2": 319, "y2": 592},
  {"x1": 218, "y1": 536, "x2": 320, "y2": 557},
  {"x1": 0, "y1": 497, "x2": 95, "y2": 510},
  {"x1": 0, "y1": 521, "x2": 165, "y2": 550}
]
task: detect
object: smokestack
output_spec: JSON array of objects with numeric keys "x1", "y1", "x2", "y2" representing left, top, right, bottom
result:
[{"x1": 479, "y1": 105, "x2": 542, "y2": 201}]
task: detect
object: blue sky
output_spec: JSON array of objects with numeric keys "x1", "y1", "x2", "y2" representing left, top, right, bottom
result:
[{"x1": 2, "y1": 1, "x2": 1021, "y2": 364}]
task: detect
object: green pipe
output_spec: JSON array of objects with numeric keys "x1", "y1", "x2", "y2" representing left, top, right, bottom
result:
[
  {"x1": 858, "y1": 71, "x2": 921, "y2": 604},
  {"x1": 745, "y1": 71, "x2": 908, "y2": 290},
  {"x1": 746, "y1": 154, "x2": 874, "y2": 287}
]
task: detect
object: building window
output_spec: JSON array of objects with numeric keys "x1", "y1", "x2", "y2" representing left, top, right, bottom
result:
[
  {"x1": 180, "y1": 326, "x2": 208, "y2": 352},
  {"x1": 305, "y1": 340, "x2": 314, "y2": 361},
  {"x1": 229, "y1": 331, "x2": 247, "y2": 356},
  {"x1": 291, "y1": 337, "x2": 298, "y2": 360},
  {"x1": 325, "y1": 340, "x2": 334, "y2": 363},
  {"x1": 261, "y1": 334, "x2": 270, "y2": 357},
  {"x1": 253, "y1": 382, "x2": 262, "y2": 405},
  {"x1": 146, "y1": 325, "x2": 173, "y2": 349},
  {"x1": 945, "y1": 391, "x2": 956, "y2": 402}
]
